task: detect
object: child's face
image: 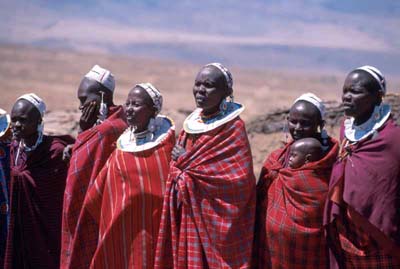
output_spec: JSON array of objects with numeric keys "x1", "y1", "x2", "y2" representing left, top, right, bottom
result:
[{"x1": 288, "y1": 148, "x2": 307, "y2": 169}]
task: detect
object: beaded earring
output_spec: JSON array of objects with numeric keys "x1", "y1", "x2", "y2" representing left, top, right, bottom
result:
[{"x1": 97, "y1": 91, "x2": 108, "y2": 124}]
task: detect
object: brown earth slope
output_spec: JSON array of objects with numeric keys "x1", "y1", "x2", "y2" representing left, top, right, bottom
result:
[{"x1": 1, "y1": 44, "x2": 399, "y2": 174}]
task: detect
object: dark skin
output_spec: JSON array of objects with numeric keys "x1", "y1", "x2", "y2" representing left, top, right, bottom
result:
[
  {"x1": 287, "y1": 101, "x2": 323, "y2": 141},
  {"x1": 288, "y1": 137, "x2": 323, "y2": 169},
  {"x1": 342, "y1": 70, "x2": 383, "y2": 125},
  {"x1": 125, "y1": 86, "x2": 156, "y2": 133},
  {"x1": 62, "y1": 78, "x2": 115, "y2": 162},
  {"x1": 10, "y1": 100, "x2": 42, "y2": 148},
  {"x1": 77, "y1": 77, "x2": 114, "y2": 132},
  {"x1": 172, "y1": 66, "x2": 232, "y2": 161}
]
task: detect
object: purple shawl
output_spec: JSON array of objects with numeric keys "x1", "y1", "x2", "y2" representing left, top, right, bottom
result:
[{"x1": 326, "y1": 118, "x2": 400, "y2": 244}]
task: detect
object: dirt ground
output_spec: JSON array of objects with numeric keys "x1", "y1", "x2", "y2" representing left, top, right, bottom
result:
[{"x1": 1, "y1": 44, "x2": 399, "y2": 174}]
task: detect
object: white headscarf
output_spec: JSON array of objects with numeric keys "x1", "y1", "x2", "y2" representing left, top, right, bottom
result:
[
  {"x1": 17, "y1": 93, "x2": 46, "y2": 118},
  {"x1": 204, "y1": 62, "x2": 233, "y2": 90},
  {"x1": 354, "y1": 65, "x2": 386, "y2": 95},
  {"x1": 294, "y1": 92, "x2": 325, "y2": 119},
  {"x1": 136, "y1": 83, "x2": 163, "y2": 115},
  {"x1": 85, "y1": 65, "x2": 115, "y2": 92}
]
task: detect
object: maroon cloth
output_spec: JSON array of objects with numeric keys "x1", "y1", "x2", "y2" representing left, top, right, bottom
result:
[
  {"x1": 4, "y1": 135, "x2": 74, "y2": 269},
  {"x1": 61, "y1": 105, "x2": 127, "y2": 269},
  {"x1": 325, "y1": 118, "x2": 400, "y2": 268}
]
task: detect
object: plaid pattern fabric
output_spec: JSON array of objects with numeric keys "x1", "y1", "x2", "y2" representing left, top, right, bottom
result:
[
  {"x1": 0, "y1": 142, "x2": 10, "y2": 267},
  {"x1": 327, "y1": 215, "x2": 400, "y2": 269},
  {"x1": 60, "y1": 106, "x2": 127, "y2": 269},
  {"x1": 81, "y1": 127, "x2": 174, "y2": 269},
  {"x1": 254, "y1": 139, "x2": 338, "y2": 269},
  {"x1": 4, "y1": 136, "x2": 73, "y2": 269},
  {"x1": 155, "y1": 117, "x2": 256, "y2": 269}
]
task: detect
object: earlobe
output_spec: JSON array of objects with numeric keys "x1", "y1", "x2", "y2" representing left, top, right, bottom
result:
[{"x1": 305, "y1": 153, "x2": 312, "y2": 163}]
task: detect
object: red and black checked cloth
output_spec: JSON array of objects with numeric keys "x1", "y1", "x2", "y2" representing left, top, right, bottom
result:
[
  {"x1": 60, "y1": 105, "x2": 127, "y2": 269},
  {"x1": 327, "y1": 214, "x2": 400, "y2": 269},
  {"x1": 254, "y1": 138, "x2": 338, "y2": 269},
  {"x1": 155, "y1": 117, "x2": 256, "y2": 269}
]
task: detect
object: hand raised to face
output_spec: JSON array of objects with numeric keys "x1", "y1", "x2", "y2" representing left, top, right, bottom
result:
[{"x1": 79, "y1": 101, "x2": 98, "y2": 132}]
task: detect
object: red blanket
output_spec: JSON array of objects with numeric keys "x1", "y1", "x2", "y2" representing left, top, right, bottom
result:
[
  {"x1": 82, "y1": 127, "x2": 175, "y2": 269},
  {"x1": 60, "y1": 106, "x2": 127, "y2": 269},
  {"x1": 4, "y1": 135, "x2": 74, "y2": 269},
  {"x1": 254, "y1": 138, "x2": 338, "y2": 269},
  {"x1": 155, "y1": 117, "x2": 256, "y2": 269}
]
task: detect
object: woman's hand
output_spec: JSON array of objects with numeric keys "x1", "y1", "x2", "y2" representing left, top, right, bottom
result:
[
  {"x1": 62, "y1": 144, "x2": 74, "y2": 162},
  {"x1": 79, "y1": 101, "x2": 98, "y2": 131},
  {"x1": 171, "y1": 143, "x2": 186, "y2": 161}
]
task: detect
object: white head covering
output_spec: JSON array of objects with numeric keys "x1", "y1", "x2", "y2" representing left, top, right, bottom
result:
[
  {"x1": 354, "y1": 65, "x2": 386, "y2": 95},
  {"x1": 0, "y1": 108, "x2": 10, "y2": 137},
  {"x1": 294, "y1": 92, "x2": 325, "y2": 119},
  {"x1": 17, "y1": 93, "x2": 46, "y2": 118},
  {"x1": 84, "y1": 65, "x2": 115, "y2": 92},
  {"x1": 204, "y1": 62, "x2": 233, "y2": 90},
  {"x1": 136, "y1": 83, "x2": 163, "y2": 115}
]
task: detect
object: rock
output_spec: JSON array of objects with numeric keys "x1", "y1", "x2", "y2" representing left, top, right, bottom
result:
[{"x1": 247, "y1": 93, "x2": 400, "y2": 134}]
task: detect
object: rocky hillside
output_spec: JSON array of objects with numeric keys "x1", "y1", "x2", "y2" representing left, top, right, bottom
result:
[{"x1": 247, "y1": 93, "x2": 400, "y2": 135}]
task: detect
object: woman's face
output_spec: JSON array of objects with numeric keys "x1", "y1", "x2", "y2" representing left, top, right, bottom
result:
[
  {"x1": 125, "y1": 87, "x2": 155, "y2": 133},
  {"x1": 10, "y1": 100, "x2": 41, "y2": 141},
  {"x1": 342, "y1": 71, "x2": 380, "y2": 125},
  {"x1": 288, "y1": 101, "x2": 321, "y2": 141},
  {"x1": 193, "y1": 66, "x2": 228, "y2": 116}
]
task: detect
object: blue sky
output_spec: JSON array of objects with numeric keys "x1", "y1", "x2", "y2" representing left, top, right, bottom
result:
[{"x1": 1, "y1": 0, "x2": 399, "y2": 74}]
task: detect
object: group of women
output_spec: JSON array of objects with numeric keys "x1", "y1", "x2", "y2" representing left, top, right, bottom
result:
[{"x1": 0, "y1": 62, "x2": 399, "y2": 269}]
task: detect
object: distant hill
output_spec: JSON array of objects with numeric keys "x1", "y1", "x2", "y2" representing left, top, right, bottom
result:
[{"x1": 1, "y1": 0, "x2": 399, "y2": 75}]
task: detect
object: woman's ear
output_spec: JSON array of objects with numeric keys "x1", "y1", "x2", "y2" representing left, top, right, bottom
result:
[
  {"x1": 376, "y1": 90, "x2": 384, "y2": 105},
  {"x1": 318, "y1": 120, "x2": 325, "y2": 132},
  {"x1": 226, "y1": 87, "x2": 233, "y2": 98}
]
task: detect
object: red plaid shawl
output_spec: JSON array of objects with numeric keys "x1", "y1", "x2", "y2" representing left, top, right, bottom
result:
[
  {"x1": 4, "y1": 135, "x2": 74, "y2": 269},
  {"x1": 60, "y1": 105, "x2": 127, "y2": 269},
  {"x1": 254, "y1": 138, "x2": 338, "y2": 269},
  {"x1": 82, "y1": 127, "x2": 175, "y2": 269},
  {"x1": 155, "y1": 117, "x2": 256, "y2": 269}
]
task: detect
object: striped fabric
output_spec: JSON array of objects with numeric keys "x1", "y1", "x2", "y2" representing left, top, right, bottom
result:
[
  {"x1": 60, "y1": 106, "x2": 127, "y2": 269},
  {"x1": 155, "y1": 117, "x2": 256, "y2": 269},
  {"x1": 82, "y1": 127, "x2": 174, "y2": 269},
  {"x1": 254, "y1": 138, "x2": 338, "y2": 269}
]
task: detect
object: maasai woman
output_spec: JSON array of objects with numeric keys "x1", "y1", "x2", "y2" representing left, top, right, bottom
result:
[
  {"x1": 4, "y1": 94, "x2": 74, "y2": 269},
  {"x1": 155, "y1": 63, "x2": 256, "y2": 268},
  {"x1": 0, "y1": 109, "x2": 11, "y2": 267},
  {"x1": 325, "y1": 66, "x2": 400, "y2": 268},
  {"x1": 254, "y1": 93, "x2": 339, "y2": 269},
  {"x1": 80, "y1": 83, "x2": 175, "y2": 269},
  {"x1": 61, "y1": 65, "x2": 127, "y2": 269}
]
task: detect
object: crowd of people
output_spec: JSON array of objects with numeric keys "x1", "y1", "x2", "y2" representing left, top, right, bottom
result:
[{"x1": 0, "y1": 63, "x2": 398, "y2": 269}]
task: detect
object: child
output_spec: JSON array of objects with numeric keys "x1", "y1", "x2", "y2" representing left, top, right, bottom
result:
[{"x1": 288, "y1": 137, "x2": 323, "y2": 169}]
